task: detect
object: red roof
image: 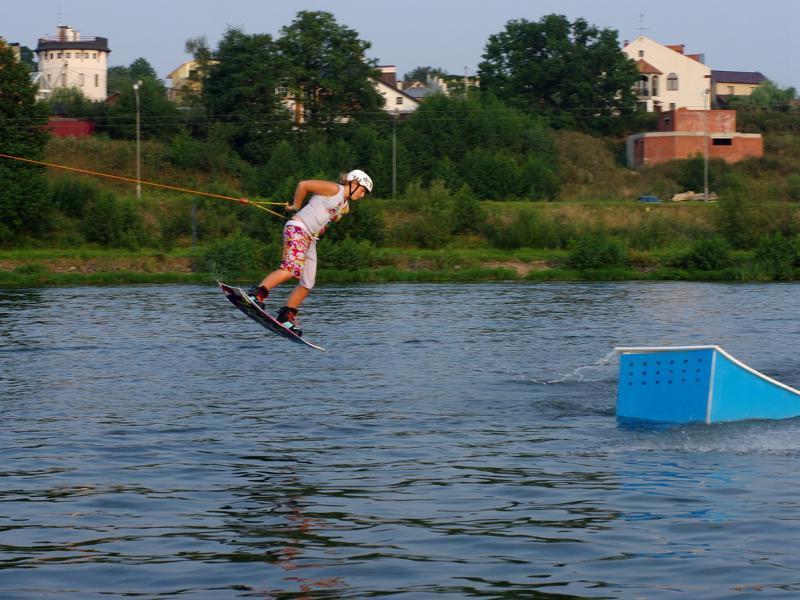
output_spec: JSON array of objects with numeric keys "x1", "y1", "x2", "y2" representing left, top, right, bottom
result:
[{"x1": 636, "y1": 59, "x2": 662, "y2": 75}]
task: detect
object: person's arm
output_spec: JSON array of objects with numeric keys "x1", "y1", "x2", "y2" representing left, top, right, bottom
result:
[{"x1": 289, "y1": 180, "x2": 340, "y2": 211}]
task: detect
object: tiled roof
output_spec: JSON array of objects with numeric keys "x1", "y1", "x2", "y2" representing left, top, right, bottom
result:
[
  {"x1": 712, "y1": 70, "x2": 767, "y2": 84},
  {"x1": 636, "y1": 59, "x2": 662, "y2": 75}
]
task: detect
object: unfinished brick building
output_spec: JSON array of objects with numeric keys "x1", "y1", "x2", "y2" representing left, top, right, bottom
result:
[{"x1": 626, "y1": 108, "x2": 763, "y2": 168}]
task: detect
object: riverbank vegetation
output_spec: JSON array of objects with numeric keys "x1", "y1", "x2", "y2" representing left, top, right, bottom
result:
[{"x1": 3, "y1": 11, "x2": 800, "y2": 285}]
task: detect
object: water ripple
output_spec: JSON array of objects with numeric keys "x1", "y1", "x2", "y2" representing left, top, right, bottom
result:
[{"x1": 3, "y1": 282, "x2": 800, "y2": 597}]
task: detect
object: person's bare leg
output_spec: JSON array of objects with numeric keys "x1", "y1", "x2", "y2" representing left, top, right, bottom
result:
[
  {"x1": 259, "y1": 269, "x2": 294, "y2": 290},
  {"x1": 286, "y1": 285, "x2": 310, "y2": 309}
]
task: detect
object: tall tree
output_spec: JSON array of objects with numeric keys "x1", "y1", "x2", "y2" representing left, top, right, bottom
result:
[
  {"x1": 18, "y1": 46, "x2": 36, "y2": 71},
  {"x1": 107, "y1": 58, "x2": 162, "y2": 93},
  {"x1": 400, "y1": 93, "x2": 559, "y2": 199},
  {"x1": 0, "y1": 40, "x2": 49, "y2": 239},
  {"x1": 46, "y1": 87, "x2": 93, "y2": 118},
  {"x1": 182, "y1": 36, "x2": 214, "y2": 110},
  {"x1": 201, "y1": 27, "x2": 289, "y2": 162},
  {"x1": 478, "y1": 14, "x2": 639, "y2": 130},
  {"x1": 404, "y1": 66, "x2": 447, "y2": 83},
  {"x1": 729, "y1": 80, "x2": 798, "y2": 112},
  {"x1": 277, "y1": 10, "x2": 383, "y2": 128},
  {"x1": 129, "y1": 57, "x2": 159, "y2": 82},
  {"x1": 100, "y1": 58, "x2": 181, "y2": 139}
]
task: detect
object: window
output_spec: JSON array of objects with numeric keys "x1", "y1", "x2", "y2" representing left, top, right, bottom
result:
[
  {"x1": 727, "y1": 86, "x2": 735, "y2": 95},
  {"x1": 651, "y1": 75, "x2": 659, "y2": 97},
  {"x1": 713, "y1": 138, "x2": 732, "y2": 146},
  {"x1": 667, "y1": 73, "x2": 678, "y2": 91},
  {"x1": 79, "y1": 73, "x2": 85, "y2": 86},
  {"x1": 95, "y1": 74, "x2": 99, "y2": 87},
  {"x1": 635, "y1": 76, "x2": 649, "y2": 97},
  {"x1": 57, "y1": 52, "x2": 63, "y2": 59},
  {"x1": 93, "y1": 53, "x2": 97, "y2": 59},
  {"x1": 669, "y1": 103, "x2": 676, "y2": 111},
  {"x1": 66, "y1": 52, "x2": 71, "y2": 58},
  {"x1": 396, "y1": 96, "x2": 404, "y2": 105},
  {"x1": 60, "y1": 74, "x2": 66, "y2": 86},
  {"x1": 638, "y1": 50, "x2": 644, "y2": 57}
]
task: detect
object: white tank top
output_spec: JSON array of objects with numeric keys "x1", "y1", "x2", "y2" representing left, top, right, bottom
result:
[{"x1": 292, "y1": 185, "x2": 350, "y2": 236}]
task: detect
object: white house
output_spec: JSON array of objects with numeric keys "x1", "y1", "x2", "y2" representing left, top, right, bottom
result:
[
  {"x1": 35, "y1": 25, "x2": 110, "y2": 102},
  {"x1": 165, "y1": 60, "x2": 210, "y2": 104},
  {"x1": 375, "y1": 65, "x2": 420, "y2": 116},
  {"x1": 622, "y1": 36, "x2": 711, "y2": 112}
]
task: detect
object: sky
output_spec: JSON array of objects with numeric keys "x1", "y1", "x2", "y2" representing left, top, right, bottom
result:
[{"x1": 3, "y1": 0, "x2": 799, "y2": 90}]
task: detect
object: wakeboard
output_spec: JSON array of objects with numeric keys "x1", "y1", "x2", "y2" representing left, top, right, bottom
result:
[{"x1": 219, "y1": 282, "x2": 325, "y2": 351}]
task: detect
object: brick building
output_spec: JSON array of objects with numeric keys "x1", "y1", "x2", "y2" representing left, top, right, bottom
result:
[{"x1": 626, "y1": 108, "x2": 763, "y2": 168}]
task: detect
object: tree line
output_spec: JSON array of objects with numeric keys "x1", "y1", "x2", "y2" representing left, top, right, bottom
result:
[{"x1": 2, "y1": 10, "x2": 798, "y2": 246}]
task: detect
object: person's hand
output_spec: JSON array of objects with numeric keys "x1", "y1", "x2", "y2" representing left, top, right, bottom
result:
[{"x1": 284, "y1": 203, "x2": 298, "y2": 213}]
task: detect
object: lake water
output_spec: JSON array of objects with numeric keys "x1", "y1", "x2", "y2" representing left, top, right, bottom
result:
[{"x1": 3, "y1": 282, "x2": 800, "y2": 598}]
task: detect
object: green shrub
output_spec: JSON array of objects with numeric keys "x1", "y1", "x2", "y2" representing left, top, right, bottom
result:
[
  {"x1": 392, "y1": 180, "x2": 455, "y2": 248},
  {"x1": 460, "y1": 148, "x2": 522, "y2": 199},
  {"x1": 674, "y1": 237, "x2": 733, "y2": 270},
  {"x1": 676, "y1": 156, "x2": 730, "y2": 192},
  {"x1": 198, "y1": 234, "x2": 266, "y2": 274},
  {"x1": 716, "y1": 191, "x2": 783, "y2": 249},
  {"x1": 625, "y1": 212, "x2": 707, "y2": 250},
  {"x1": 81, "y1": 194, "x2": 148, "y2": 248},
  {"x1": 159, "y1": 205, "x2": 194, "y2": 244},
  {"x1": 567, "y1": 231, "x2": 627, "y2": 269},
  {"x1": 394, "y1": 216, "x2": 452, "y2": 249},
  {"x1": 321, "y1": 237, "x2": 375, "y2": 271},
  {"x1": 324, "y1": 199, "x2": 386, "y2": 245},
  {"x1": 787, "y1": 174, "x2": 800, "y2": 201},
  {"x1": 193, "y1": 199, "x2": 245, "y2": 241},
  {"x1": 165, "y1": 131, "x2": 213, "y2": 171},
  {"x1": 450, "y1": 185, "x2": 484, "y2": 235},
  {"x1": 0, "y1": 222, "x2": 13, "y2": 246},
  {"x1": 50, "y1": 175, "x2": 101, "y2": 218},
  {"x1": 753, "y1": 232, "x2": 797, "y2": 280},
  {"x1": 488, "y1": 207, "x2": 574, "y2": 249},
  {"x1": 520, "y1": 154, "x2": 560, "y2": 200},
  {"x1": 14, "y1": 263, "x2": 49, "y2": 275}
]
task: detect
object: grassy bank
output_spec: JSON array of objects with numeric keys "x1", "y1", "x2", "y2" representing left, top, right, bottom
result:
[
  {"x1": 3, "y1": 134, "x2": 800, "y2": 285},
  {"x1": 0, "y1": 242, "x2": 792, "y2": 287}
]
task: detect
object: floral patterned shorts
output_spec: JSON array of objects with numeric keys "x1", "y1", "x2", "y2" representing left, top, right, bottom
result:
[{"x1": 280, "y1": 223, "x2": 318, "y2": 289}]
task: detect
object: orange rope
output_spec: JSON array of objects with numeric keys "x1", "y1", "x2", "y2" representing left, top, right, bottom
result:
[{"x1": 0, "y1": 152, "x2": 288, "y2": 219}]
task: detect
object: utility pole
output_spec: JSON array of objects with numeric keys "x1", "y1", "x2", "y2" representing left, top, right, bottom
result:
[
  {"x1": 703, "y1": 76, "x2": 711, "y2": 203},
  {"x1": 133, "y1": 80, "x2": 143, "y2": 198},
  {"x1": 191, "y1": 202, "x2": 197, "y2": 249},
  {"x1": 392, "y1": 116, "x2": 397, "y2": 200},
  {"x1": 464, "y1": 65, "x2": 469, "y2": 100}
]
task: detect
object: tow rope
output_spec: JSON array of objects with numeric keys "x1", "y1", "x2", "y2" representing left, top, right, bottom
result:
[{"x1": 0, "y1": 152, "x2": 288, "y2": 220}]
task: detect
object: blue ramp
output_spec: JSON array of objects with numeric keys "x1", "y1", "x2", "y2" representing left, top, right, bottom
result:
[{"x1": 616, "y1": 345, "x2": 800, "y2": 424}]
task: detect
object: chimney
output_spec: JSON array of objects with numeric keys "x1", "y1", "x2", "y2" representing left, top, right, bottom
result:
[{"x1": 378, "y1": 65, "x2": 397, "y2": 88}]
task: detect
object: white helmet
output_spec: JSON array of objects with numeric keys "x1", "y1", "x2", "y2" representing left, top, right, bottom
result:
[{"x1": 344, "y1": 169, "x2": 373, "y2": 194}]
